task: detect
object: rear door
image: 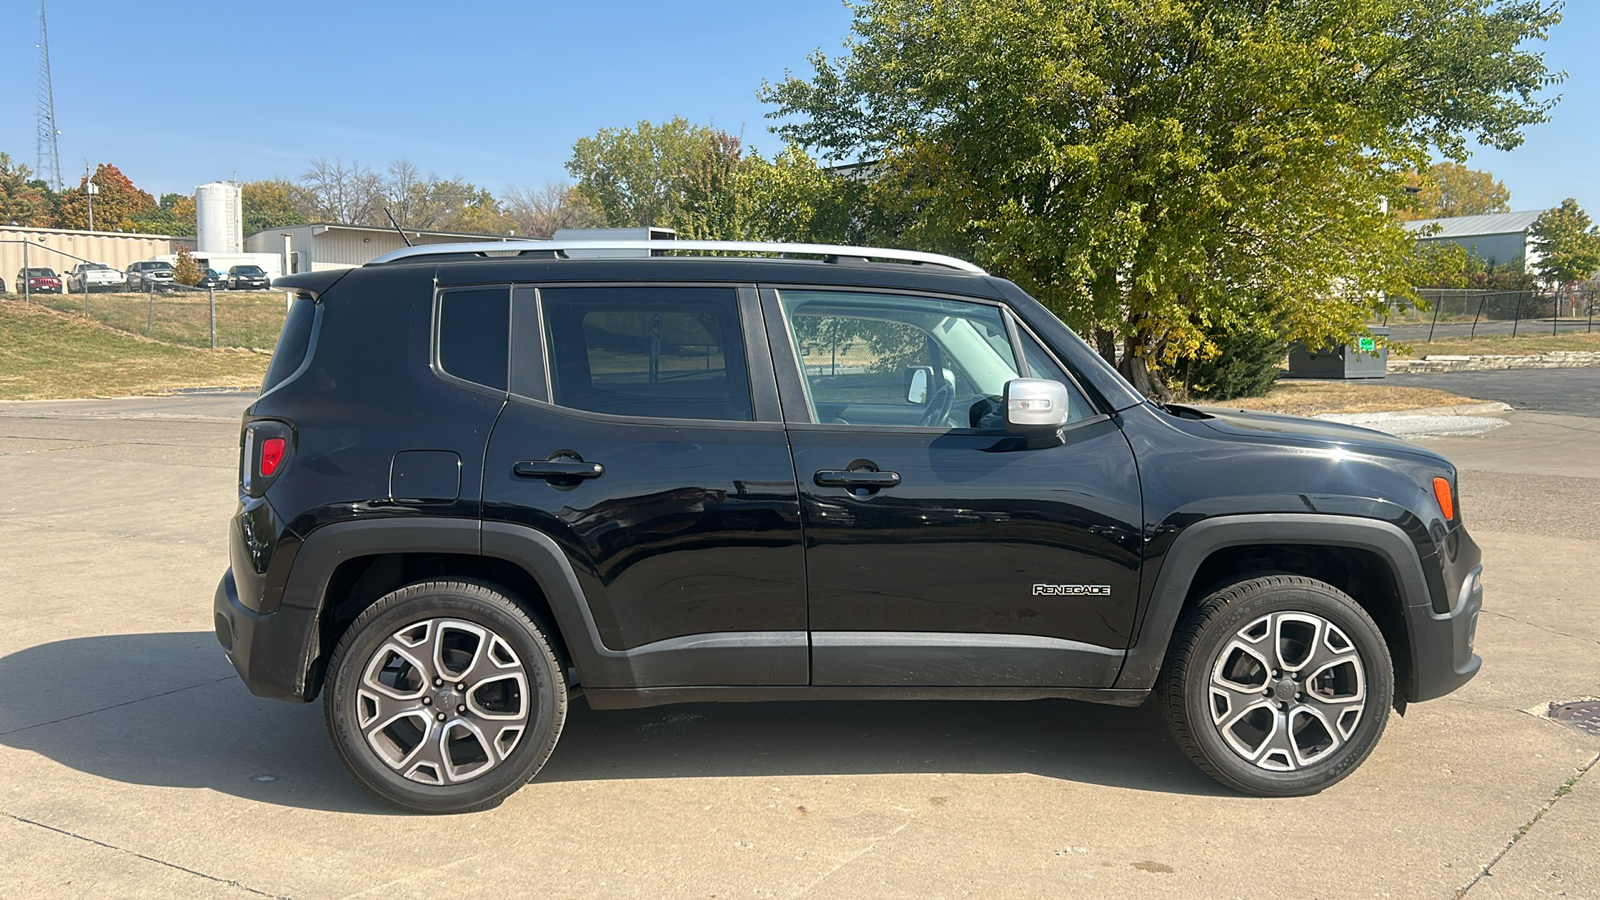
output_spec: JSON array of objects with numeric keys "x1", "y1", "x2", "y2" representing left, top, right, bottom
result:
[
  {"x1": 765, "y1": 286, "x2": 1144, "y2": 688},
  {"x1": 481, "y1": 284, "x2": 808, "y2": 689}
]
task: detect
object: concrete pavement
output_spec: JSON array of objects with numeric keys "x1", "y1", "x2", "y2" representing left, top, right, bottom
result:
[{"x1": 1, "y1": 394, "x2": 1596, "y2": 899}]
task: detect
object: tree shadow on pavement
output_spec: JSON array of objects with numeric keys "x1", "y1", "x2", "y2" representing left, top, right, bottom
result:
[{"x1": 0, "y1": 632, "x2": 1226, "y2": 815}]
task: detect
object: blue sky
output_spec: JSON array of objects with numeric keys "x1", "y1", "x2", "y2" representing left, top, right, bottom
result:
[{"x1": 0, "y1": 1, "x2": 1592, "y2": 213}]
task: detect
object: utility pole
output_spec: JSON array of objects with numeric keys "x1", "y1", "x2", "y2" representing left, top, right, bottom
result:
[{"x1": 86, "y1": 162, "x2": 98, "y2": 232}]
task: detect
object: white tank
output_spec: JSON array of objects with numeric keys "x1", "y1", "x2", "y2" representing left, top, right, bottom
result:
[{"x1": 195, "y1": 182, "x2": 243, "y2": 253}]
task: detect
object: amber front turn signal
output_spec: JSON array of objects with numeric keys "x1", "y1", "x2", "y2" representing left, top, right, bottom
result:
[{"x1": 1433, "y1": 476, "x2": 1455, "y2": 521}]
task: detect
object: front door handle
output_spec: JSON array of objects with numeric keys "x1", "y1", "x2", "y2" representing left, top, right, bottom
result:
[
  {"x1": 814, "y1": 469, "x2": 901, "y2": 489},
  {"x1": 514, "y1": 458, "x2": 605, "y2": 481}
]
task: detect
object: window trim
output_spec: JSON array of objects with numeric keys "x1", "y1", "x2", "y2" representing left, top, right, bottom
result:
[
  {"x1": 503, "y1": 281, "x2": 779, "y2": 427},
  {"x1": 431, "y1": 284, "x2": 512, "y2": 398},
  {"x1": 761, "y1": 284, "x2": 1103, "y2": 430}
]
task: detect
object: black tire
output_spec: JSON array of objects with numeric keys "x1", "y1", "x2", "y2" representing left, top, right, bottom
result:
[
  {"x1": 1158, "y1": 575, "x2": 1394, "y2": 797},
  {"x1": 323, "y1": 579, "x2": 567, "y2": 813}
]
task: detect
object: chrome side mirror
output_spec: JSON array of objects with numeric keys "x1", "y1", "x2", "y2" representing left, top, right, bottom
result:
[
  {"x1": 1003, "y1": 378, "x2": 1070, "y2": 434},
  {"x1": 905, "y1": 366, "x2": 932, "y2": 404}
]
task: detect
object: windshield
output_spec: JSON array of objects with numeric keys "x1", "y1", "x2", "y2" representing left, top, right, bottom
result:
[
  {"x1": 145, "y1": 262, "x2": 173, "y2": 271},
  {"x1": 235, "y1": 266, "x2": 266, "y2": 275},
  {"x1": 24, "y1": 268, "x2": 56, "y2": 277}
]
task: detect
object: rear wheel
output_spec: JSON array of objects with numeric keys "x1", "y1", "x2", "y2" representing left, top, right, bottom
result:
[
  {"x1": 1158, "y1": 575, "x2": 1394, "y2": 796},
  {"x1": 323, "y1": 579, "x2": 566, "y2": 813}
]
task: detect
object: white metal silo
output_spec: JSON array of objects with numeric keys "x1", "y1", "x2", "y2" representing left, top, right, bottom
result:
[{"x1": 195, "y1": 182, "x2": 243, "y2": 253}]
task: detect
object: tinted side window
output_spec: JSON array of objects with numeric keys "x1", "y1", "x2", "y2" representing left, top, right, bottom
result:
[
  {"x1": 438, "y1": 287, "x2": 509, "y2": 391},
  {"x1": 542, "y1": 286, "x2": 751, "y2": 421},
  {"x1": 261, "y1": 295, "x2": 317, "y2": 393}
]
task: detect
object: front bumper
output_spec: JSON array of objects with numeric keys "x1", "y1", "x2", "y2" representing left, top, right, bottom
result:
[{"x1": 1406, "y1": 526, "x2": 1484, "y2": 702}]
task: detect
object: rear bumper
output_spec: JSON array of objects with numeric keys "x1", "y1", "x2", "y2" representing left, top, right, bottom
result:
[
  {"x1": 1406, "y1": 527, "x2": 1484, "y2": 702},
  {"x1": 214, "y1": 568, "x2": 318, "y2": 702}
]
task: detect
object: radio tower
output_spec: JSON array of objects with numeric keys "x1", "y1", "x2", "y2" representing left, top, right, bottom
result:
[{"x1": 36, "y1": 0, "x2": 63, "y2": 191}]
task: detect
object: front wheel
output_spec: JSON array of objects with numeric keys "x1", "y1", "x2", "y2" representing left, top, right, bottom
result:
[
  {"x1": 323, "y1": 579, "x2": 567, "y2": 813},
  {"x1": 1158, "y1": 575, "x2": 1394, "y2": 796}
]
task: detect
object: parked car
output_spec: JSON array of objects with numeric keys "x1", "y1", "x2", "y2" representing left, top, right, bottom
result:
[
  {"x1": 66, "y1": 262, "x2": 127, "y2": 293},
  {"x1": 0, "y1": 275, "x2": 6, "y2": 293},
  {"x1": 196, "y1": 268, "x2": 226, "y2": 289},
  {"x1": 225, "y1": 265, "x2": 272, "y2": 291},
  {"x1": 125, "y1": 260, "x2": 176, "y2": 292},
  {"x1": 215, "y1": 239, "x2": 1483, "y2": 814},
  {"x1": 16, "y1": 267, "x2": 63, "y2": 294}
]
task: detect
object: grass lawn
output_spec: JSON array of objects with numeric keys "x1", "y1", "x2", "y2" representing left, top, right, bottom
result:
[
  {"x1": 0, "y1": 298, "x2": 269, "y2": 400},
  {"x1": 1211, "y1": 380, "x2": 1484, "y2": 416},
  {"x1": 13, "y1": 289, "x2": 288, "y2": 350},
  {"x1": 1391, "y1": 331, "x2": 1600, "y2": 358}
]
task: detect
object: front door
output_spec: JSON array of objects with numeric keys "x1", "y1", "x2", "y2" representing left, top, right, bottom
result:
[
  {"x1": 482, "y1": 284, "x2": 807, "y2": 689},
  {"x1": 765, "y1": 287, "x2": 1144, "y2": 687}
]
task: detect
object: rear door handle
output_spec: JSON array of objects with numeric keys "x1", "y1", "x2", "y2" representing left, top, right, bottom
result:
[
  {"x1": 514, "y1": 459, "x2": 605, "y2": 480},
  {"x1": 814, "y1": 469, "x2": 901, "y2": 489}
]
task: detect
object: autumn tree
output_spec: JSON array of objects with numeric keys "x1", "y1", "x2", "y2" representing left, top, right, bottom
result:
[
  {"x1": 502, "y1": 182, "x2": 603, "y2": 238},
  {"x1": 132, "y1": 193, "x2": 197, "y2": 236},
  {"x1": 0, "y1": 153, "x2": 53, "y2": 226},
  {"x1": 242, "y1": 179, "x2": 310, "y2": 234},
  {"x1": 172, "y1": 246, "x2": 202, "y2": 286},
  {"x1": 53, "y1": 164, "x2": 157, "y2": 231},
  {"x1": 761, "y1": 0, "x2": 1564, "y2": 397},
  {"x1": 1530, "y1": 198, "x2": 1600, "y2": 289},
  {"x1": 1396, "y1": 162, "x2": 1512, "y2": 221}
]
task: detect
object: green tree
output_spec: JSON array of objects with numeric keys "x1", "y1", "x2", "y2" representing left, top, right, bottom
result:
[
  {"x1": 566, "y1": 118, "x2": 719, "y2": 228},
  {"x1": 242, "y1": 179, "x2": 310, "y2": 234},
  {"x1": 53, "y1": 164, "x2": 157, "y2": 231},
  {"x1": 762, "y1": 0, "x2": 1563, "y2": 397},
  {"x1": 0, "y1": 153, "x2": 52, "y2": 226},
  {"x1": 131, "y1": 193, "x2": 197, "y2": 236},
  {"x1": 1529, "y1": 198, "x2": 1600, "y2": 288},
  {"x1": 1397, "y1": 162, "x2": 1512, "y2": 221}
]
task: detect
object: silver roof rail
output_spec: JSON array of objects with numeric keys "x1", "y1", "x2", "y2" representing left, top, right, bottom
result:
[{"x1": 364, "y1": 239, "x2": 987, "y2": 274}]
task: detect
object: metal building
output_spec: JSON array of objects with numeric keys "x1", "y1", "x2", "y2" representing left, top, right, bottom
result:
[
  {"x1": 1404, "y1": 210, "x2": 1548, "y2": 273},
  {"x1": 244, "y1": 223, "x2": 517, "y2": 274}
]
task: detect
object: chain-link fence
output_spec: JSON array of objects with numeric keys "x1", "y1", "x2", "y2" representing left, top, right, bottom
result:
[
  {"x1": 1385, "y1": 288, "x2": 1599, "y2": 342},
  {"x1": 6, "y1": 279, "x2": 287, "y2": 351}
]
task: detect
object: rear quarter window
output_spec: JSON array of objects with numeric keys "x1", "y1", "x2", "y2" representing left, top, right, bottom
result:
[
  {"x1": 437, "y1": 287, "x2": 510, "y2": 392},
  {"x1": 261, "y1": 295, "x2": 319, "y2": 394}
]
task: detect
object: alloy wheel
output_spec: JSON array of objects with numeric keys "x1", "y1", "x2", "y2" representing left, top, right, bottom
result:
[
  {"x1": 1207, "y1": 611, "x2": 1367, "y2": 772},
  {"x1": 356, "y1": 617, "x2": 531, "y2": 785}
]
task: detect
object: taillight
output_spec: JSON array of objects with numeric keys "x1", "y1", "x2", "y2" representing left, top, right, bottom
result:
[
  {"x1": 242, "y1": 420, "x2": 293, "y2": 497},
  {"x1": 260, "y1": 438, "x2": 286, "y2": 476}
]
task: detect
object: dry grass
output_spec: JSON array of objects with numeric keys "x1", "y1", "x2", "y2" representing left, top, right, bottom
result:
[
  {"x1": 1212, "y1": 380, "x2": 1484, "y2": 417},
  {"x1": 14, "y1": 289, "x2": 288, "y2": 350},
  {"x1": 1392, "y1": 331, "x2": 1600, "y2": 358},
  {"x1": 0, "y1": 298, "x2": 269, "y2": 400}
]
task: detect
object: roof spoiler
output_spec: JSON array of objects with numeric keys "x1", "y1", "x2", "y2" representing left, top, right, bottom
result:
[{"x1": 271, "y1": 269, "x2": 349, "y2": 301}]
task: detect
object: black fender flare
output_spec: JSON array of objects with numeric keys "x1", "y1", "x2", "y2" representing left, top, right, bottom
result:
[
  {"x1": 1115, "y1": 514, "x2": 1434, "y2": 693},
  {"x1": 275, "y1": 518, "x2": 807, "y2": 699}
]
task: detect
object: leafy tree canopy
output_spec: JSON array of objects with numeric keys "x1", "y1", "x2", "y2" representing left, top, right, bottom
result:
[
  {"x1": 761, "y1": 0, "x2": 1564, "y2": 396},
  {"x1": 1530, "y1": 197, "x2": 1600, "y2": 287},
  {"x1": 1397, "y1": 162, "x2": 1512, "y2": 221},
  {"x1": 242, "y1": 179, "x2": 310, "y2": 234},
  {"x1": 54, "y1": 164, "x2": 156, "y2": 232},
  {"x1": 0, "y1": 153, "x2": 52, "y2": 227}
]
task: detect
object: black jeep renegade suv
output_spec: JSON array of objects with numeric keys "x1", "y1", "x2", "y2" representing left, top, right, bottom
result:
[{"x1": 214, "y1": 240, "x2": 1483, "y2": 813}]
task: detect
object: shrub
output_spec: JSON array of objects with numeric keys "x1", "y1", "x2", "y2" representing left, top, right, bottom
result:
[{"x1": 1186, "y1": 324, "x2": 1287, "y2": 401}]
